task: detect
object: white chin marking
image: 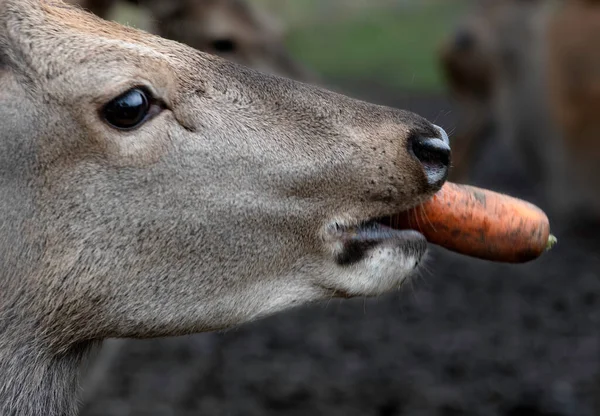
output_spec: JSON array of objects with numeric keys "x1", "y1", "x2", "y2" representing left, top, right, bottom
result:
[{"x1": 328, "y1": 245, "x2": 423, "y2": 297}]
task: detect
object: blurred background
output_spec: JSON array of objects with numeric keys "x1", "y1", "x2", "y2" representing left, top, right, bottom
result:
[{"x1": 74, "y1": 0, "x2": 600, "y2": 414}]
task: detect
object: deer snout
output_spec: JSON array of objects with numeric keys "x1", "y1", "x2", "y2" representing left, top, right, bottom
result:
[
  {"x1": 453, "y1": 28, "x2": 476, "y2": 52},
  {"x1": 409, "y1": 125, "x2": 451, "y2": 189}
]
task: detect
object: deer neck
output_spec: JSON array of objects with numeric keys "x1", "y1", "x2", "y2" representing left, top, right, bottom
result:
[
  {"x1": 0, "y1": 328, "x2": 96, "y2": 416},
  {"x1": 0, "y1": 213, "x2": 95, "y2": 416}
]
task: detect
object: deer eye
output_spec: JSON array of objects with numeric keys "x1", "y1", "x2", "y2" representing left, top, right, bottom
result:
[{"x1": 103, "y1": 87, "x2": 155, "y2": 130}]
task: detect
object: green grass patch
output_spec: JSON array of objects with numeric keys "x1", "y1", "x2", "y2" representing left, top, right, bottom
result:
[{"x1": 285, "y1": 3, "x2": 468, "y2": 92}]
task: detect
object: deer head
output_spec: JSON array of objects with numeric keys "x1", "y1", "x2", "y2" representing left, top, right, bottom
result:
[{"x1": 0, "y1": 1, "x2": 450, "y2": 415}]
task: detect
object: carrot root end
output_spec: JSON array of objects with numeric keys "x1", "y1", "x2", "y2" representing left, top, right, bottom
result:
[{"x1": 546, "y1": 234, "x2": 558, "y2": 252}]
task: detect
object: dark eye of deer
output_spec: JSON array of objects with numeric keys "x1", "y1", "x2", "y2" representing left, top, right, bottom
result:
[
  {"x1": 211, "y1": 39, "x2": 236, "y2": 53},
  {"x1": 103, "y1": 88, "x2": 151, "y2": 130}
]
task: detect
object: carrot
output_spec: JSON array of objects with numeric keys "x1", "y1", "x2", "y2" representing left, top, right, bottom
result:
[{"x1": 391, "y1": 182, "x2": 557, "y2": 263}]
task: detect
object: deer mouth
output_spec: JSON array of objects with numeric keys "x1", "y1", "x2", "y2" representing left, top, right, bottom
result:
[{"x1": 326, "y1": 216, "x2": 428, "y2": 266}]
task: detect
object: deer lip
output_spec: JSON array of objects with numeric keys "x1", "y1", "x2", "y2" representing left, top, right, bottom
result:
[
  {"x1": 353, "y1": 219, "x2": 421, "y2": 238},
  {"x1": 328, "y1": 217, "x2": 427, "y2": 266},
  {"x1": 330, "y1": 215, "x2": 422, "y2": 239}
]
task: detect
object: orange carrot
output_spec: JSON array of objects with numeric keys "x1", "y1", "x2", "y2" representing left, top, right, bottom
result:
[{"x1": 391, "y1": 182, "x2": 557, "y2": 263}]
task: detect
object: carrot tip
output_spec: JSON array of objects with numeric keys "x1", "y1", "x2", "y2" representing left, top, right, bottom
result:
[{"x1": 546, "y1": 234, "x2": 558, "y2": 252}]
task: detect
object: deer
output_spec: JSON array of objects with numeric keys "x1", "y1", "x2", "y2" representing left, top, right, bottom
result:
[
  {"x1": 68, "y1": 0, "x2": 317, "y2": 82},
  {"x1": 439, "y1": 0, "x2": 552, "y2": 184},
  {"x1": 437, "y1": 0, "x2": 498, "y2": 183},
  {"x1": 0, "y1": 1, "x2": 453, "y2": 415},
  {"x1": 439, "y1": 0, "x2": 597, "y2": 224}
]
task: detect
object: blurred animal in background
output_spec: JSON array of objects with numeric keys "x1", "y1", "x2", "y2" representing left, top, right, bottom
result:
[
  {"x1": 439, "y1": 0, "x2": 600, "y2": 224},
  {"x1": 70, "y1": 0, "x2": 317, "y2": 82},
  {"x1": 439, "y1": 0, "x2": 551, "y2": 184},
  {"x1": 438, "y1": 0, "x2": 499, "y2": 183}
]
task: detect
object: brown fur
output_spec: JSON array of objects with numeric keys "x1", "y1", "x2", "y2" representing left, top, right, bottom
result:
[{"x1": 0, "y1": 1, "x2": 449, "y2": 415}]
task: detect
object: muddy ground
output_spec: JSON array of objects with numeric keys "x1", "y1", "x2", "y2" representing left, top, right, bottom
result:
[{"x1": 80, "y1": 82, "x2": 600, "y2": 416}]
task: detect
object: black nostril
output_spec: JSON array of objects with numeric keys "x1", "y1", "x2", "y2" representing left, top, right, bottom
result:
[
  {"x1": 455, "y1": 29, "x2": 475, "y2": 51},
  {"x1": 411, "y1": 137, "x2": 451, "y2": 169},
  {"x1": 410, "y1": 134, "x2": 451, "y2": 187}
]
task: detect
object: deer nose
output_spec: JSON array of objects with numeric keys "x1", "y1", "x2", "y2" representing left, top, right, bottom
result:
[
  {"x1": 410, "y1": 125, "x2": 451, "y2": 188},
  {"x1": 454, "y1": 29, "x2": 475, "y2": 51}
]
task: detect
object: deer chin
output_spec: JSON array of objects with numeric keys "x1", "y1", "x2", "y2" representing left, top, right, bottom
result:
[{"x1": 319, "y1": 219, "x2": 427, "y2": 298}]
